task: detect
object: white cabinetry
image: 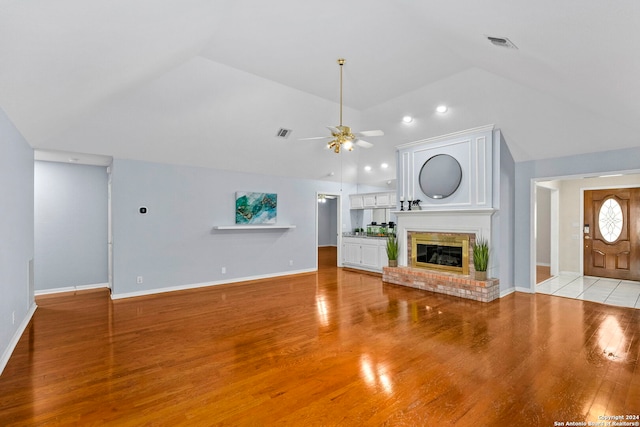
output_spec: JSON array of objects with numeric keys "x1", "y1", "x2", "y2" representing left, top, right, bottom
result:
[
  {"x1": 363, "y1": 194, "x2": 377, "y2": 208},
  {"x1": 349, "y1": 195, "x2": 364, "y2": 209},
  {"x1": 343, "y1": 239, "x2": 362, "y2": 265},
  {"x1": 349, "y1": 192, "x2": 397, "y2": 209},
  {"x1": 360, "y1": 242, "x2": 379, "y2": 269},
  {"x1": 342, "y1": 237, "x2": 389, "y2": 272},
  {"x1": 375, "y1": 192, "x2": 390, "y2": 207}
]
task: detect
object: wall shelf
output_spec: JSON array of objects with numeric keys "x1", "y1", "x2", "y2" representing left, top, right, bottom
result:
[{"x1": 212, "y1": 225, "x2": 296, "y2": 230}]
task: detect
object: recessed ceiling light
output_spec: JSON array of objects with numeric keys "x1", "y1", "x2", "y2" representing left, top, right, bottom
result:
[
  {"x1": 402, "y1": 115, "x2": 414, "y2": 123},
  {"x1": 364, "y1": 165, "x2": 372, "y2": 172},
  {"x1": 381, "y1": 163, "x2": 388, "y2": 169},
  {"x1": 436, "y1": 105, "x2": 448, "y2": 113}
]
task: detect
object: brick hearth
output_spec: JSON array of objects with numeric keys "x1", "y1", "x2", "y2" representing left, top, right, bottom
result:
[{"x1": 382, "y1": 266, "x2": 500, "y2": 303}]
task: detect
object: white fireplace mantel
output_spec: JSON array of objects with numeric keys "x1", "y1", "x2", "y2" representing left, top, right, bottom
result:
[{"x1": 393, "y1": 209, "x2": 497, "y2": 275}]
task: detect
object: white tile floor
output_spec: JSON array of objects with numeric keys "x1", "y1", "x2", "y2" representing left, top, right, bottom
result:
[{"x1": 536, "y1": 274, "x2": 640, "y2": 309}]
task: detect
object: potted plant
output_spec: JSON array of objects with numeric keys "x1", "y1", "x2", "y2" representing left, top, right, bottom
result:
[
  {"x1": 386, "y1": 235, "x2": 398, "y2": 267},
  {"x1": 473, "y1": 236, "x2": 489, "y2": 280}
]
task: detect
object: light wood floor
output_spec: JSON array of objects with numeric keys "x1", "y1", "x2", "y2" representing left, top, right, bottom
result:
[{"x1": 1, "y1": 247, "x2": 639, "y2": 425}]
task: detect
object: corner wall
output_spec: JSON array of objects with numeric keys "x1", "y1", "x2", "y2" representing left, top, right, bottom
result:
[{"x1": 0, "y1": 109, "x2": 35, "y2": 375}]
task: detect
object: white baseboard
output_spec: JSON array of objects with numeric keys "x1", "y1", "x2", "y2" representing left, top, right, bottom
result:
[
  {"x1": 536, "y1": 262, "x2": 551, "y2": 267},
  {"x1": 500, "y1": 287, "x2": 516, "y2": 298},
  {"x1": 515, "y1": 286, "x2": 535, "y2": 293},
  {"x1": 0, "y1": 303, "x2": 37, "y2": 376},
  {"x1": 35, "y1": 282, "x2": 109, "y2": 296},
  {"x1": 110, "y1": 269, "x2": 316, "y2": 300}
]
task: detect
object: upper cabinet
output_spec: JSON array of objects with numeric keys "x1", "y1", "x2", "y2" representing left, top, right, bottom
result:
[
  {"x1": 350, "y1": 194, "x2": 364, "y2": 209},
  {"x1": 350, "y1": 192, "x2": 396, "y2": 209}
]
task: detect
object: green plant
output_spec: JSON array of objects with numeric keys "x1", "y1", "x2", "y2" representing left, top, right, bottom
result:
[
  {"x1": 473, "y1": 236, "x2": 489, "y2": 272},
  {"x1": 386, "y1": 235, "x2": 398, "y2": 261}
]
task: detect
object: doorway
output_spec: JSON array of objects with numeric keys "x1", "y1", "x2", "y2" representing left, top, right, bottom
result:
[
  {"x1": 583, "y1": 188, "x2": 640, "y2": 281},
  {"x1": 317, "y1": 193, "x2": 341, "y2": 268}
]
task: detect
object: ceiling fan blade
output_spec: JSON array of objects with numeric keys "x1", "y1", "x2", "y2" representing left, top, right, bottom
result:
[
  {"x1": 327, "y1": 126, "x2": 341, "y2": 134},
  {"x1": 355, "y1": 139, "x2": 373, "y2": 148},
  {"x1": 356, "y1": 130, "x2": 384, "y2": 137},
  {"x1": 299, "y1": 136, "x2": 332, "y2": 140}
]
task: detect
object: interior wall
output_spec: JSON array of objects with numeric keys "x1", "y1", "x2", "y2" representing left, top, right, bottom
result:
[
  {"x1": 110, "y1": 158, "x2": 354, "y2": 298},
  {"x1": 0, "y1": 108, "x2": 35, "y2": 374},
  {"x1": 495, "y1": 131, "x2": 516, "y2": 294},
  {"x1": 34, "y1": 161, "x2": 109, "y2": 291},
  {"x1": 318, "y1": 198, "x2": 337, "y2": 247},
  {"x1": 514, "y1": 146, "x2": 640, "y2": 290}
]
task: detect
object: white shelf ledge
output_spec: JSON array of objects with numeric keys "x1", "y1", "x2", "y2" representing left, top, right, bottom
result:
[{"x1": 212, "y1": 225, "x2": 296, "y2": 230}]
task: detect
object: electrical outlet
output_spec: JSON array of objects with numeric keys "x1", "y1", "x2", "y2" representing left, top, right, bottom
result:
[
  {"x1": 289, "y1": 260, "x2": 294, "y2": 266},
  {"x1": 136, "y1": 276, "x2": 143, "y2": 284},
  {"x1": 221, "y1": 267, "x2": 226, "y2": 274},
  {"x1": 12, "y1": 311, "x2": 15, "y2": 325}
]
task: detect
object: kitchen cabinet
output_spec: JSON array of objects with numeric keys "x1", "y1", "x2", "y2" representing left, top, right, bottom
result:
[
  {"x1": 363, "y1": 194, "x2": 377, "y2": 208},
  {"x1": 343, "y1": 239, "x2": 362, "y2": 265},
  {"x1": 342, "y1": 237, "x2": 389, "y2": 272},
  {"x1": 360, "y1": 242, "x2": 380, "y2": 269},
  {"x1": 375, "y1": 192, "x2": 391, "y2": 207},
  {"x1": 349, "y1": 195, "x2": 364, "y2": 209},
  {"x1": 349, "y1": 192, "x2": 397, "y2": 209}
]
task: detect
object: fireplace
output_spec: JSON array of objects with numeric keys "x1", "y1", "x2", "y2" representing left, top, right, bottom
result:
[
  {"x1": 382, "y1": 211, "x2": 499, "y2": 303},
  {"x1": 411, "y1": 233, "x2": 469, "y2": 275}
]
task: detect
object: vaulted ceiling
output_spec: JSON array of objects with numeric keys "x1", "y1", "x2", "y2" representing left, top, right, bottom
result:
[{"x1": 1, "y1": 0, "x2": 639, "y2": 186}]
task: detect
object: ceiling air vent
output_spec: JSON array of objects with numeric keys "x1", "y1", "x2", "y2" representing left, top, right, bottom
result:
[
  {"x1": 276, "y1": 128, "x2": 292, "y2": 138},
  {"x1": 487, "y1": 36, "x2": 518, "y2": 49}
]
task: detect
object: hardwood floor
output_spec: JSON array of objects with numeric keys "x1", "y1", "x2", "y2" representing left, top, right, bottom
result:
[
  {"x1": 537, "y1": 264, "x2": 552, "y2": 284},
  {"x1": 1, "y1": 247, "x2": 639, "y2": 425}
]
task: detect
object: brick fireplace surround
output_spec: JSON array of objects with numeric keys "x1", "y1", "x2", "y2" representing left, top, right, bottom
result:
[
  {"x1": 381, "y1": 227, "x2": 500, "y2": 303},
  {"x1": 382, "y1": 266, "x2": 500, "y2": 303}
]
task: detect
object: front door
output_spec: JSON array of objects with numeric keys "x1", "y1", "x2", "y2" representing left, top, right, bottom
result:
[{"x1": 583, "y1": 188, "x2": 640, "y2": 281}]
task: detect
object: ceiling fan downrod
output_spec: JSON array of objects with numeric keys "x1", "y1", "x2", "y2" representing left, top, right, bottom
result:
[{"x1": 337, "y1": 58, "x2": 345, "y2": 127}]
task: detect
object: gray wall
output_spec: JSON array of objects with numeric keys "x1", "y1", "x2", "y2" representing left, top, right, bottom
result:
[
  {"x1": 318, "y1": 198, "x2": 337, "y2": 247},
  {"x1": 34, "y1": 161, "x2": 108, "y2": 291},
  {"x1": 0, "y1": 108, "x2": 35, "y2": 374},
  {"x1": 514, "y1": 146, "x2": 640, "y2": 290},
  {"x1": 494, "y1": 131, "x2": 516, "y2": 294},
  {"x1": 111, "y1": 159, "x2": 354, "y2": 298}
]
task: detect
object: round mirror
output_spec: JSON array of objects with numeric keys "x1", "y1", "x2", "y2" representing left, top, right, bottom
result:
[{"x1": 418, "y1": 154, "x2": 462, "y2": 199}]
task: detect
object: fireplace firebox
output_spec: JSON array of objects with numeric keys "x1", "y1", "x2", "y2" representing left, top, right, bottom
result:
[{"x1": 411, "y1": 233, "x2": 469, "y2": 275}]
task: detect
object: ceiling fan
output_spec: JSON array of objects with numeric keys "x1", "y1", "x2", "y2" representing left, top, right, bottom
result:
[{"x1": 300, "y1": 58, "x2": 384, "y2": 153}]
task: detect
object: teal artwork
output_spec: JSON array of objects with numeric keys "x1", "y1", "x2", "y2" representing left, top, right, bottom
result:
[{"x1": 235, "y1": 192, "x2": 277, "y2": 224}]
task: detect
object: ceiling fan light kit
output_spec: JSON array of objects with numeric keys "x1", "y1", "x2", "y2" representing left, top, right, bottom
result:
[{"x1": 301, "y1": 58, "x2": 383, "y2": 154}]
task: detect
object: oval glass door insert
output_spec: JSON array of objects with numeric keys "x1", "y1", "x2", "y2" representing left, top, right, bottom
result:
[{"x1": 598, "y1": 198, "x2": 623, "y2": 242}]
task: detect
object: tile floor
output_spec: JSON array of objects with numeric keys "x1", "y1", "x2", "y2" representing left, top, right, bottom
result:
[{"x1": 536, "y1": 274, "x2": 640, "y2": 309}]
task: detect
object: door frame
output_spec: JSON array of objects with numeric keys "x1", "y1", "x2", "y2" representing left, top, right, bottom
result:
[
  {"x1": 315, "y1": 191, "x2": 342, "y2": 269},
  {"x1": 530, "y1": 171, "x2": 640, "y2": 292}
]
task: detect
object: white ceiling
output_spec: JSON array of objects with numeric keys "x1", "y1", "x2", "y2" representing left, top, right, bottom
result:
[{"x1": 2, "y1": 0, "x2": 639, "y2": 187}]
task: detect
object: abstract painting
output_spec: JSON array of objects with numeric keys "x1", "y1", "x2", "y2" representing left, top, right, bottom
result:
[{"x1": 235, "y1": 192, "x2": 277, "y2": 224}]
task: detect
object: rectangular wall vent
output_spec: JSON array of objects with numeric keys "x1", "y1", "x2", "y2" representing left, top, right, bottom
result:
[{"x1": 276, "y1": 128, "x2": 292, "y2": 138}]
